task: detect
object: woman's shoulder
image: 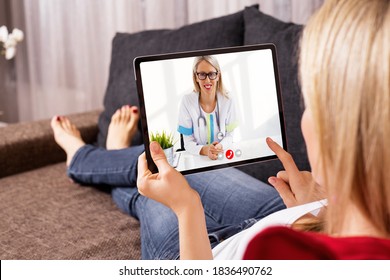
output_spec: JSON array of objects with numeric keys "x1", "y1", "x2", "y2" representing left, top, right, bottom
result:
[{"x1": 243, "y1": 226, "x2": 390, "y2": 260}]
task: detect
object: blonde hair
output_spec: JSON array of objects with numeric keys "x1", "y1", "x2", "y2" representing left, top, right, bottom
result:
[
  {"x1": 299, "y1": 0, "x2": 390, "y2": 235},
  {"x1": 192, "y1": 56, "x2": 228, "y2": 97}
]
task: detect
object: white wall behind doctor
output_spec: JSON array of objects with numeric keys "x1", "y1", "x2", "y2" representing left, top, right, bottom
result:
[{"x1": 140, "y1": 49, "x2": 281, "y2": 149}]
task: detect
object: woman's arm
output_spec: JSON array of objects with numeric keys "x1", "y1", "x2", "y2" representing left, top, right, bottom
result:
[
  {"x1": 137, "y1": 141, "x2": 213, "y2": 259},
  {"x1": 178, "y1": 94, "x2": 201, "y2": 154},
  {"x1": 176, "y1": 194, "x2": 213, "y2": 259}
]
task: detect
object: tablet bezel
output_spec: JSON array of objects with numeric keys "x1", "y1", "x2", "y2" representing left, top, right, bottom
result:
[{"x1": 134, "y1": 44, "x2": 287, "y2": 175}]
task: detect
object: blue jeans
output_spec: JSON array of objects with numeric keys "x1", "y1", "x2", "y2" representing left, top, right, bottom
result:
[{"x1": 68, "y1": 144, "x2": 285, "y2": 259}]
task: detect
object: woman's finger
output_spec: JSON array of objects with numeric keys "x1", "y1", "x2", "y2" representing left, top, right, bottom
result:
[
  {"x1": 268, "y1": 176, "x2": 297, "y2": 207},
  {"x1": 149, "y1": 141, "x2": 171, "y2": 173},
  {"x1": 137, "y1": 152, "x2": 148, "y2": 178},
  {"x1": 137, "y1": 152, "x2": 151, "y2": 195},
  {"x1": 266, "y1": 137, "x2": 300, "y2": 177},
  {"x1": 276, "y1": 170, "x2": 289, "y2": 184}
]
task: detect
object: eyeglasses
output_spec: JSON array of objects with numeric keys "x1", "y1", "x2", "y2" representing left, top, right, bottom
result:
[{"x1": 196, "y1": 72, "x2": 218, "y2": 80}]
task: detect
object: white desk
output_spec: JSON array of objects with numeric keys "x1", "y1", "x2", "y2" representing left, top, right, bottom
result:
[{"x1": 174, "y1": 136, "x2": 283, "y2": 172}]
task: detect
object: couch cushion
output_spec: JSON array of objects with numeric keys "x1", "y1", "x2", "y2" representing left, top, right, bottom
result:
[
  {"x1": 0, "y1": 163, "x2": 141, "y2": 259},
  {"x1": 237, "y1": 5, "x2": 310, "y2": 181},
  {"x1": 97, "y1": 9, "x2": 246, "y2": 147},
  {"x1": 98, "y1": 11, "x2": 244, "y2": 147}
]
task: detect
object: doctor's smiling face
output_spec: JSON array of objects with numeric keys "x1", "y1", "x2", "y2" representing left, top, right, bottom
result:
[
  {"x1": 192, "y1": 56, "x2": 227, "y2": 99},
  {"x1": 195, "y1": 60, "x2": 219, "y2": 96}
]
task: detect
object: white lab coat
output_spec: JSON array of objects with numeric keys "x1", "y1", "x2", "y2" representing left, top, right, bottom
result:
[{"x1": 177, "y1": 91, "x2": 238, "y2": 155}]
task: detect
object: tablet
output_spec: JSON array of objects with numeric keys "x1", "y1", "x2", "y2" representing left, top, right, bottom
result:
[{"x1": 134, "y1": 44, "x2": 286, "y2": 174}]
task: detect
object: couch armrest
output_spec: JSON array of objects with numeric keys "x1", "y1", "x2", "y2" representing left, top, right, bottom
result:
[{"x1": 0, "y1": 110, "x2": 102, "y2": 178}]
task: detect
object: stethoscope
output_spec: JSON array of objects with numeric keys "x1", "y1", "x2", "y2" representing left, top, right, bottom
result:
[{"x1": 197, "y1": 95, "x2": 224, "y2": 141}]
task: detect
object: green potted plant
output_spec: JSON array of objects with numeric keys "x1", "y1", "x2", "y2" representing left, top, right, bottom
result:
[{"x1": 150, "y1": 131, "x2": 175, "y2": 165}]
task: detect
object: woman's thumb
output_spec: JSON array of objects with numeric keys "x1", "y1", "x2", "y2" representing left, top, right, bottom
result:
[{"x1": 150, "y1": 141, "x2": 171, "y2": 173}]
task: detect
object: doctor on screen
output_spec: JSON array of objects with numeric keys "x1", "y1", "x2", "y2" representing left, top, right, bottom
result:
[{"x1": 177, "y1": 55, "x2": 238, "y2": 160}]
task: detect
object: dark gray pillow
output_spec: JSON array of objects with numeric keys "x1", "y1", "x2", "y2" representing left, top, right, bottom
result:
[
  {"x1": 237, "y1": 5, "x2": 310, "y2": 182},
  {"x1": 97, "y1": 9, "x2": 246, "y2": 147}
]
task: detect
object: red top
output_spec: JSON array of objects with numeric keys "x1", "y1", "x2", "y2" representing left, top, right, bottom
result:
[{"x1": 243, "y1": 226, "x2": 390, "y2": 260}]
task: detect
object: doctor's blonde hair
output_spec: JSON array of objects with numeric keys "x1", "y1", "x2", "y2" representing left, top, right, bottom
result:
[
  {"x1": 192, "y1": 56, "x2": 228, "y2": 98},
  {"x1": 299, "y1": 0, "x2": 390, "y2": 235}
]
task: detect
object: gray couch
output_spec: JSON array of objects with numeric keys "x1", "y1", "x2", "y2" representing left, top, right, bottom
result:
[{"x1": 0, "y1": 5, "x2": 308, "y2": 259}]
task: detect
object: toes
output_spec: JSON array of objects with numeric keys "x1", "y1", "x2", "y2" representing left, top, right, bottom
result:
[
  {"x1": 119, "y1": 105, "x2": 132, "y2": 123},
  {"x1": 130, "y1": 106, "x2": 139, "y2": 119},
  {"x1": 63, "y1": 117, "x2": 73, "y2": 131},
  {"x1": 111, "y1": 108, "x2": 121, "y2": 123},
  {"x1": 110, "y1": 105, "x2": 137, "y2": 127},
  {"x1": 51, "y1": 115, "x2": 67, "y2": 131},
  {"x1": 52, "y1": 116, "x2": 80, "y2": 135},
  {"x1": 131, "y1": 106, "x2": 139, "y2": 117},
  {"x1": 129, "y1": 106, "x2": 139, "y2": 125},
  {"x1": 51, "y1": 115, "x2": 60, "y2": 129},
  {"x1": 123, "y1": 105, "x2": 131, "y2": 122},
  {"x1": 120, "y1": 106, "x2": 127, "y2": 122},
  {"x1": 111, "y1": 105, "x2": 131, "y2": 123}
]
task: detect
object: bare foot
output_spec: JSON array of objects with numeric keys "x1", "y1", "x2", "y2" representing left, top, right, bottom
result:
[
  {"x1": 51, "y1": 116, "x2": 85, "y2": 166},
  {"x1": 106, "y1": 105, "x2": 139, "y2": 150}
]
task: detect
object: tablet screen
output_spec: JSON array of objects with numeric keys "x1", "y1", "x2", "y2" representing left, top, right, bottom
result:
[{"x1": 134, "y1": 44, "x2": 286, "y2": 174}]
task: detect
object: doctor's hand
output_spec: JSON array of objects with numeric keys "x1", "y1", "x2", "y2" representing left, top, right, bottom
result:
[
  {"x1": 201, "y1": 142, "x2": 223, "y2": 160},
  {"x1": 266, "y1": 137, "x2": 325, "y2": 208},
  {"x1": 137, "y1": 141, "x2": 200, "y2": 216}
]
